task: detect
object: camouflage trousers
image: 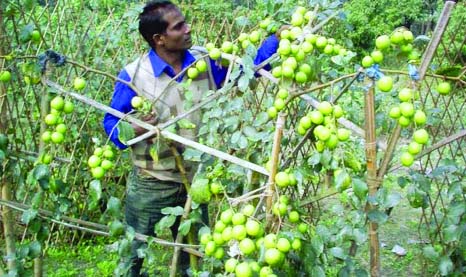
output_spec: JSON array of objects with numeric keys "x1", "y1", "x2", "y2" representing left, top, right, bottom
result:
[{"x1": 123, "y1": 169, "x2": 189, "y2": 277}]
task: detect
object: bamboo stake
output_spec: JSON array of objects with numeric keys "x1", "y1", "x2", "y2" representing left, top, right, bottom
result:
[
  {"x1": 169, "y1": 145, "x2": 197, "y2": 277},
  {"x1": 364, "y1": 82, "x2": 380, "y2": 277},
  {"x1": 0, "y1": 4, "x2": 18, "y2": 273},
  {"x1": 265, "y1": 113, "x2": 286, "y2": 224}
]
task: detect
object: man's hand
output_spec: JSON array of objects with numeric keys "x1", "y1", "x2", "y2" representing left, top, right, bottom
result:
[
  {"x1": 275, "y1": 25, "x2": 291, "y2": 40},
  {"x1": 132, "y1": 113, "x2": 158, "y2": 136}
]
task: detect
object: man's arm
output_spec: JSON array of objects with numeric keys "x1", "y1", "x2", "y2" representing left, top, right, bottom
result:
[
  {"x1": 209, "y1": 34, "x2": 280, "y2": 89},
  {"x1": 102, "y1": 70, "x2": 135, "y2": 150}
]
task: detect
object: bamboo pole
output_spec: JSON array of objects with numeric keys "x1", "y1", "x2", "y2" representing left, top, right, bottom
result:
[
  {"x1": 364, "y1": 82, "x2": 380, "y2": 277},
  {"x1": 0, "y1": 4, "x2": 18, "y2": 273},
  {"x1": 265, "y1": 113, "x2": 286, "y2": 224},
  {"x1": 169, "y1": 145, "x2": 197, "y2": 277}
]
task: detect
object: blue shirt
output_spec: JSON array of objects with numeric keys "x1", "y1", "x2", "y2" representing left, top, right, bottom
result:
[{"x1": 103, "y1": 35, "x2": 279, "y2": 149}]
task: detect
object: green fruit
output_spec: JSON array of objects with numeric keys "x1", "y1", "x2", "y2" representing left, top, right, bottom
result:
[
  {"x1": 274, "y1": 98, "x2": 285, "y2": 111},
  {"x1": 187, "y1": 67, "x2": 199, "y2": 79},
  {"x1": 400, "y1": 152, "x2": 414, "y2": 167},
  {"x1": 399, "y1": 102, "x2": 415, "y2": 118},
  {"x1": 41, "y1": 131, "x2": 52, "y2": 143},
  {"x1": 437, "y1": 82, "x2": 451, "y2": 95},
  {"x1": 333, "y1": 105, "x2": 344, "y2": 118},
  {"x1": 267, "y1": 106, "x2": 278, "y2": 119},
  {"x1": 50, "y1": 132, "x2": 64, "y2": 144},
  {"x1": 225, "y1": 258, "x2": 238, "y2": 273},
  {"x1": 277, "y1": 88, "x2": 289, "y2": 99},
  {"x1": 407, "y1": 141, "x2": 422, "y2": 155},
  {"x1": 263, "y1": 233, "x2": 277, "y2": 249},
  {"x1": 195, "y1": 60, "x2": 207, "y2": 73},
  {"x1": 210, "y1": 181, "x2": 223, "y2": 195},
  {"x1": 190, "y1": 179, "x2": 212, "y2": 204},
  {"x1": 318, "y1": 101, "x2": 333, "y2": 115},
  {"x1": 413, "y1": 110, "x2": 427, "y2": 125},
  {"x1": 44, "y1": 113, "x2": 58, "y2": 125},
  {"x1": 131, "y1": 96, "x2": 143, "y2": 109},
  {"x1": 288, "y1": 210, "x2": 300, "y2": 223},
  {"x1": 204, "y1": 241, "x2": 216, "y2": 256},
  {"x1": 239, "y1": 238, "x2": 256, "y2": 255},
  {"x1": 63, "y1": 101, "x2": 74, "y2": 114},
  {"x1": 337, "y1": 128, "x2": 350, "y2": 141},
  {"x1": 275, "y1": 171, "x2": 290, "y2": 187},
  {"x1": 88, "y1": 155, "x2": 101, "y2": 168},
  {"x1": 389, "y1": 106, "x2": 401, "y2": 119},
  {"x1": 361, "y1": 56, "x2": 374, "y2": 68},
  {"x1": 91, "y1": 166, "x2": 105, "y2": 179},
  {"x1": 101, "y1": 159, "x2": 113, "y2": 170},
  {"x1": 315, "y1": 36, "x2": 327, "y2": 49},
  {"x1": 0, "y1": 70, "x2": 12, "y2": 82},
  {"x1": 221, "y1": 41, "x2": 234, "y2": 53},
  {"x1": 403, "y1": 30, "x2": 414, "y2": 42},
  {"x1": 220, "y1": 209, "x2": 234, "y2": 224},
  {"x1": 205, "y1": 42, "x2": 215, "y2": 51},
  {"x1": 249, "y1": 31, "x2": 260, "y2": 43},
  {"x1": 245, "y1": 219, "x2": 261, "y2": 237},
  {"x1": 375, "y1": 35, "x2": 390, "y2": 50},
  {"x1": 309, "y1": 110, "x2": 324, "y2": 124},
  {"x1": 398, "y1": 116, "x2": 411, "y2": 127},
  {"x1": 242, "y1": 204, "x2": 255, "y2": 217},
  {"x1": 295, "y1": 71, "x2": 307, "y2": 84},
  {"x1": 413, "y1": 129, "x2": 429, "y2": 145},
  {"x1": 299, "y1": 116, "x2": 312, "y2": 129},
  {"x1": 232, "y1": 213, "x2": 246, "y2": 226},
  {"x1": 264, "y1": 248, "x2": 281, "y2": 265},
  {"x1": 292, "y1": 238, "x2": 302, "y2": 250},
  {"x1": 371, "y1": 50, "x2": 384, "y2": 63},
  {"x1": 55, "y1": 123, "x2": 67, "y2": 134},
  {"x1": 276, "y1": 238, "x2": 291, "y2": 253},
  {"x1": 73, "y1": 77, "x2": 86, "y2": 90},
  {"x1": 221, "y1": 227, "x2": 233, "y2": 242},
  {"x1": 390, "y1": 31, "x2": 404, "y2": 45},
  {"x1": 377, "y1": 76, "x2": 393, "y2": 92},
  {"x1": 209, "y1": 48, "x2": 221, "y2": 60},
  {"x1": 31, "y1": 30, "x2": 41, "y2": 42},
  {"x1": 398, "y1": 88, "x2": 413, "y2": 102},
  {"x1": 232, "y1": 225, "x2": 247, "y2": 240},
  {"x1": 235, "y1": 261, "x2": 252, "y2": 277}
]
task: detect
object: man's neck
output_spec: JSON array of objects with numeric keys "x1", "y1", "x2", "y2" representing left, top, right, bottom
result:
[{"x1": 154, "y1": 48, "x2": 185, "y2": 74}]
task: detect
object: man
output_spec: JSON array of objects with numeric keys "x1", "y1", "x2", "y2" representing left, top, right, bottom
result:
[{"x1": 103, "y1": 1, "x2": 279, "y2": 275}]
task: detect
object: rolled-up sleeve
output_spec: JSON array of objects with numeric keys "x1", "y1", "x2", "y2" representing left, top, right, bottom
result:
[{"x1": 103, "y1": 70, "x2": 135, "y2": 150}]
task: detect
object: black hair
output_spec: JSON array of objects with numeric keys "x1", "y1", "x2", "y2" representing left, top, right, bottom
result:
[{"x1": 138, "y1": 0, "x2": 177, "y2": 49}]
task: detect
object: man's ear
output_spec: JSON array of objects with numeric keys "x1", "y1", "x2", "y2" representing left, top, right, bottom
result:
[{"x1": 152, "y1": 34, "x2": 164, "y2": 46}]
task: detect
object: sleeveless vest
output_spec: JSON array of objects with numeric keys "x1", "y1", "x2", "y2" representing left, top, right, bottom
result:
[{"x1": 124, "y1": 49, "x2": 216, "y2": 182}]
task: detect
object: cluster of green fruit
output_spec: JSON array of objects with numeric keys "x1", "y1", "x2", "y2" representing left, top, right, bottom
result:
[
  {"x1": 87, "y1": 145, "x2": 115, "y2": 179},
  {"x1": 273, "y1": 170, "x2": 297, "y2": 189},
  {"x1": 199, "y1": 201, "x2": 304, "y2": 277},
  {"x1": 361, "y1": 28, "x2": 417, "y2": 68},
  {"x1": 0, "y1": 70, "x2": 12, "y2": 82},
  {"x1": 130, "y1": 95, "x2": 154, "y2": 116},
  {"x1": 186, "y1": 59, "x2": 208, "y2": 80},
  {"x1": 301, "y1": 101, "x2": 350, "y2": 151},
  {"x1": 41, "y1": 96, "x2": 75, "y2": 145}
]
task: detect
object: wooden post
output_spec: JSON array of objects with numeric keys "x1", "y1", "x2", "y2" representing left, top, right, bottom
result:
[
  {"x1": 265, "y1": 113, "x2": 286, "y2": 224},
  {"x1": 169, "y1": 146, "x2": 197, "y2": 277},
  {"x1": 364, "y1": 83, "x2": 380, "y2": 277},
  {"x1": 0, "y1": 5, "x2": 18, "y2": 273}
]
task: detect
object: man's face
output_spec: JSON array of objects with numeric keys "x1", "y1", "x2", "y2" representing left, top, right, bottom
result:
[{"x1": 159, "y1": 8, "x2": 192, "y2": 51}]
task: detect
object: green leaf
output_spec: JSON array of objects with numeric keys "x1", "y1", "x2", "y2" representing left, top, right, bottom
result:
[
  {"x1": 155, "y1": 215, "x2": 176, "y2": 235},
  {"x1": 308, "y1": 152, "x2": 321, "y2": 166},
  {"x1": 354, "y1": 268, "x2": 369, "y2": 277},
  {"x1": 238, "y1": 75, "x2": 250, "y2": 92},
  {"x1": 149, "y1": 144, "x2": 159, "y2": 163},
  {"x1": 397, "y1": 176, "x2": 409, "y2": 188},
  {"x1": 422, "y1": 245, "x2": 439, "y2": 261},
  {"x1": 161, "y1": 206, "x2": 184, "y2": 216},
  {"x1": 311, "y1": 266, "x2": 326, "y2": 277},
  {"x1": 106, "y1": 197, "x2": 122, "y2": 218},
  {"x1": 183, "y1": 148, "x2": 203, "y2": 162},
  {"x1": 367, "y1": 210, "x2": 388, "y2": 224},
  {"x1": 178, "y1": 219, "x2": 192, "y2": 236},
  {"x1": 177, "y1": 118, "x2": 196, "y2": 129},
  {"x1": 31, "y1": 191, "x2": 44, "y2": 209},
  {"x1": 439, "y1": 256, "x2": 453, "y2": 276},
  {"x1": 353, "y1": 228, "x2": 368, "y2": 244},
  {"x1": 89, "y1": 180, "x2": 102, "y2": 210},
  {"x1": 117, "y1": 121, "x2": 135, "y2": 145},
  {"x1": 311, "y1": 235, "x2": 324, "y2": 256},
  {"x1": 330, "y1": 247, "x2": 346, "y2": 260},
  {"x1": 443, "y1": 224, "x2": 460, "y2": 243},
  {"x1": 384, "y1": 192, "x2": 402, "y2": 208},
  {"x1": 33, "y1": 164, "x2": 50, "y2": 181},
  {"x1": 238, "y1": 134, "x2": 248, "y2": 149},
  {"x1": 28, "y1": 241, "x2": 42, "y2": 259},
  {"x1": 21, "y1": 209, "x2": 38, "y2": 224},
  {"x1": 352, "y1": 178, "x2": 368, "y2": 200},
  {"x1": 446, "y1": 201, "x2": 465, "y2": 225}
]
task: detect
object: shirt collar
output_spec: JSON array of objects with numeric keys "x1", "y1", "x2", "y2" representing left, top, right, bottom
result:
[{"x1": 148, "y1": 49, "x2": 196, "y2": 81}]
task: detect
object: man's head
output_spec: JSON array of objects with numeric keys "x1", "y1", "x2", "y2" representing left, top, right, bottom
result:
[{"x1": 139, "y1": 0, "x2": 192, "y2": 51}]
